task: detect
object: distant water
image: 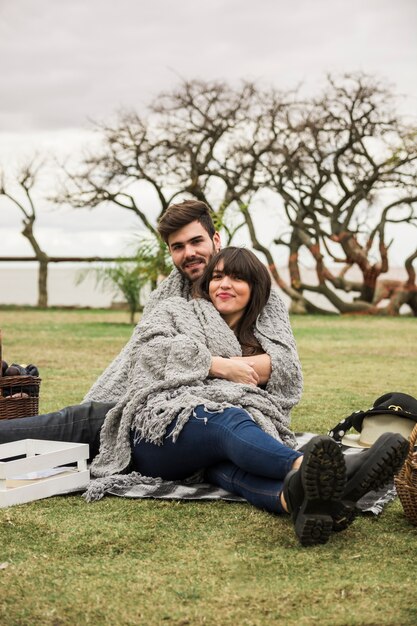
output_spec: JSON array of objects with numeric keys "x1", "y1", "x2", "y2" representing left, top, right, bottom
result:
[
  {"x1": 0, "y1": 263, "x2": 116, "y2": 307},
  {"x1": 0, "y1": 262, "x2": 408, "y2": 310}
]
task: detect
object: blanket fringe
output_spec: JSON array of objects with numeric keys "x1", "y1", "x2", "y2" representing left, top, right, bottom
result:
[{"x1": 83, "y1": 472, "x2": 162, "y2": 502}]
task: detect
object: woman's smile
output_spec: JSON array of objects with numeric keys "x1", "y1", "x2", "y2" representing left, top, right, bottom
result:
[{"x1": 209, "y1": 261, "x2": 251, "y2": 327}]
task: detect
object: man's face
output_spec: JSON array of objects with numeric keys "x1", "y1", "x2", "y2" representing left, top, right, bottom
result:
[{"x1": 167, "y1": 220, "x2": 221, "y2": 282}]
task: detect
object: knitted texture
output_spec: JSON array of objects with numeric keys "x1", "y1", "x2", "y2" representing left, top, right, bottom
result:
[
  {"x1": 88, "y1": 294, "x2": 303, "y2": 485},
  {"x1": 83, "y1": 269, "x2": 191, "y2": 404}
]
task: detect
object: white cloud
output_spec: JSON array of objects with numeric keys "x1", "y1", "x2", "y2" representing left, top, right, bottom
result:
[
  {"x1": 1, "y1": 0, "x2": 416, "y2": 130},
  {"x1": 0, "y1": 0, "x2": 415, "y2": 270}
]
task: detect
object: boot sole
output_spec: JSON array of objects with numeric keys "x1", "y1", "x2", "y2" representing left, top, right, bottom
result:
[
  {"x1": 295, "y1": 436, "x2": 346, "y2": 546},
  {"x1": 344, "y1": 433, "x2": 409, "y2": 504},
  {"x1": 328, "y1": 501, "x2": 357, "y2": 532}
]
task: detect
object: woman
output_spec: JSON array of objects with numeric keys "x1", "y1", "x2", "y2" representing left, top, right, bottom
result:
[
  {"x1": 87, "y1": 248, "x2": 338, "y2": 545},
  {"x1": 87, "y1": 248, "x2": 407, "y2": 546}
]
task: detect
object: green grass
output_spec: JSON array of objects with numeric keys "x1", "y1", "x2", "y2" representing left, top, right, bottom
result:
[{"x1": 0, "y1": 310, "x2": 416, "y2": 626}]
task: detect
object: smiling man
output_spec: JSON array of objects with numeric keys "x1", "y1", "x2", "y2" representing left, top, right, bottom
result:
[
  {"x1": 160, "y1": 206, "x2": 221, "y2": 280},
  {"x1": 0, "y1": 200, "x2": 302, "y2": 457}
]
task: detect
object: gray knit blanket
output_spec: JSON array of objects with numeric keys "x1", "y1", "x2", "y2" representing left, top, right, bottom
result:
[
  {"x1": 84, "y1": 271, "x2": 303, "y2": 499},
  {"x1": 84, "y1": 268, "x2": 301, "y2": 408},
  {"x1": 84, "y1": 269, "x2": 192, "y2": 405}
]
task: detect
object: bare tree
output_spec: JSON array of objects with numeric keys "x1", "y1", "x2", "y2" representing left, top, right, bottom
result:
[
  {"x1": 57, "y1": 80, "x2": 264, "y2": 242},
  {"x1": 58, "y1": 76, "x2": 417, "y2": 315},
  {"x1": 258, "y1": 74, "x2": 417, "y2": 314},
  {"x1": 0, "y1": 159, "x2": 50, "y2": 307}
]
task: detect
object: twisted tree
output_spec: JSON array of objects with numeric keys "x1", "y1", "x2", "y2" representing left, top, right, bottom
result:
[
  {"x1": 259, "y1": 74, "x2": 417, "y2": 314},
  {"x1": 58, "y1": 80, "x2": 257, "y2": 240},
  {"x1": 58, "y1": 75, "x2": 417, "y2": 314},
  {"x1": 0, "y1": 159, "x2": 50, "y2": 307}
]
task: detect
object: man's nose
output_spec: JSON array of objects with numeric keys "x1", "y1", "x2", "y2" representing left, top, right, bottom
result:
[{"x1": 184, "y1": 244, "x2": 197, "y2": 257}]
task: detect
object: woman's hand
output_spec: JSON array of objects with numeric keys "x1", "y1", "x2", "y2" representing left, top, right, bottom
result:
[
  {"x1": 209, "y1": 356, "x2": 259, "y2": 386},
  {"x1": 230, "y1": 354, "x2": 271, "y2": 385}
]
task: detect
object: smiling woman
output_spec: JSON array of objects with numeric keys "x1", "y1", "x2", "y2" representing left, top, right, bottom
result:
[
  {"x1": 196, "y1": 247, "x2": 271, "y2": 355},
  {"x1": 208, "y1": 265, "x2": 251, "y2": 328}
]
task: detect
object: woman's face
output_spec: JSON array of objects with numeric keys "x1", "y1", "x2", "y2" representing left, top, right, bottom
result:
[{"x1": 208, "y1": 262, "x2": 251, "y2": 327}]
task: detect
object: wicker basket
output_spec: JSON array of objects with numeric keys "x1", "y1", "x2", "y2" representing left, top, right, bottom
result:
[
  {"x1": 0, "y1": 330, "x2": 41, "y2": 420},
  {"x1": 394, "y1": 423, "x2": 417, "y2": 526}
]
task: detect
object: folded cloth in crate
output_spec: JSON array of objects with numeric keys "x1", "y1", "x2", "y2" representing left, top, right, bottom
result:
[{"x1": 83, "y1": 432, "x2": 396, "y2": 516}]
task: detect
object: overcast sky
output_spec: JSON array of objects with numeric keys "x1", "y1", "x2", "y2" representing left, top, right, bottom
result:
[{"x1": 1, "y1": 0, "x2": 416, "y2": 260}]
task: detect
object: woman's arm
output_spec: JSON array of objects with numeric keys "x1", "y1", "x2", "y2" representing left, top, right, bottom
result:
[
  {"x1": 209, "y1": 356, "x2": 260, "y2": 386},
  {"x1": 230, "y1": 354, "x2": 271, "y2": 385}
]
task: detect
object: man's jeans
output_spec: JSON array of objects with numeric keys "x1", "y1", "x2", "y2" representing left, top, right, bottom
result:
[
  {"x1": 0, "y1": 401, "x2": 114, "y2": 460},
  {"x1": 131, "y1": 405, "x2": 302, "y2": 514}
]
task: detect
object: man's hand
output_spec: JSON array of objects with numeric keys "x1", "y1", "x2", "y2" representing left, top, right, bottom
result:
[{"x1": 210, "y1": 357, "x2": 259, "y2": 386}]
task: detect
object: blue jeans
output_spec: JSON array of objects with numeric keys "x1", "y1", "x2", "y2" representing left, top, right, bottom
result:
[{"x1": 131, "y1": 405, "x2": 302, "y2": 514}]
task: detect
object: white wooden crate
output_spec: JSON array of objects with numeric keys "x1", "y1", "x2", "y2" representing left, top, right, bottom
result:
[{"x1": 0, "y1": 439, "x2": 89, "y2": 508}]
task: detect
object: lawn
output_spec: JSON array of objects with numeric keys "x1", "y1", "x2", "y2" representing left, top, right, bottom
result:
[{"x1": 0, "y1": 309, "x2": 416, "y2": 626}]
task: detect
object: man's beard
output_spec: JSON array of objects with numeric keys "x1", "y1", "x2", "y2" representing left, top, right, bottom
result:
[
  {"x1": 177, "y1": 256, "x2": 207, "y2": 281},
  {"x1": 177, "y1": 245, "x2": 216, "y2": 282}
]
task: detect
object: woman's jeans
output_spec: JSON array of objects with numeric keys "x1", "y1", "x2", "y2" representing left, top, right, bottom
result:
[{"x1": 131, "y1": 405, "x2": 302, "y2": 515}]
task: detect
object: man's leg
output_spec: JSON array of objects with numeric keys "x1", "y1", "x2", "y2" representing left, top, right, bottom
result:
[{"x1": 0, "y1": 401, "x2": 115, "y2": 460}]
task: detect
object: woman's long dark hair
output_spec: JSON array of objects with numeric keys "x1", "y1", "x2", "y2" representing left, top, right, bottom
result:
[{"x1": 194, "y1": 247, "x2": 271, "y2": 355}]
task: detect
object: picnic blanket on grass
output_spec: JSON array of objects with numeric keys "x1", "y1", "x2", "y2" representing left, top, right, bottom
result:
[{"x1": 85, "y1": 432, "x2": 396, "y2": 516}]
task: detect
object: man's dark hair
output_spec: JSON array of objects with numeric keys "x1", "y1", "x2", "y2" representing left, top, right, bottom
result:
[
  {"x1": 195, "y1": 247, "x2": 271, "y2": 355},
  {"x1": 157, "y1": 200, "x2": 216, "y2": 244}
]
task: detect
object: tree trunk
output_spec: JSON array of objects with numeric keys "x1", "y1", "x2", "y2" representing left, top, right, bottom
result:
[
  {"x1": 359, "y1": 267, "x2": 381, "y2": 302},
  {"x1": 375, "y1": 250, "x2": 417, "y2": 315},
  {"x1": 38, "y1": 258, "x2": 48, "y2": 308},
  {"x1": 330, "y1": 231, "x2": 388, "y2": 304},
  {"x1": 22, "y1": 217, "x2": 50, "y2": 308}
]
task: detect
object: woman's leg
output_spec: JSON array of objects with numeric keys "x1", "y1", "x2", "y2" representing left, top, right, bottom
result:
[
  {"x1": 131, "y1": 405, "x2": 301, "y2": 481},
  {"x1": 206, "y1": 440, "x2": 349, "y2": 546},
  {"x1": 132, "y1": 407, "x2": 350, "y2": 545},
  {"x1": 205, "y1": 461, "x2": 286, "y2": 514}
]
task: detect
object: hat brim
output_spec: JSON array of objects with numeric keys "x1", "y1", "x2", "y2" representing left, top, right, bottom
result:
[{"x1": 341, "y1": 433, "x2": 371, "y2": 449}]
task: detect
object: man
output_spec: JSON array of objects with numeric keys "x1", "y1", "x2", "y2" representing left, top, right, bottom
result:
[{"x1": 0, "y1": 200, "x2": 302, "y2": 457}]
